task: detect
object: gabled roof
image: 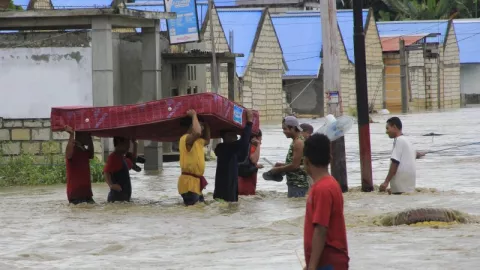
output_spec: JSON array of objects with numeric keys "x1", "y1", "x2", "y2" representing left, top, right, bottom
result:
[
  {"x1": 377, "y1": 20, "x2": 449, "y2": 44},
  {"x1": 217, "y1": 8, "x2": 263, "y2": 77},
  {"x1": 336, "y1": 9, "x2": 369, "y2": 63},
  {"x1": 380, "y1": 35, "x2": 427, "y2": 52},
  {"x1": 272, "y1": 13, "x2": 321, "y2": 78},
  {"x1": 271, "y1": 9, "x2": 369, "y2": 78},
  {"x1": 453, "y1": 19, "x2": 480, "y2": 64}
]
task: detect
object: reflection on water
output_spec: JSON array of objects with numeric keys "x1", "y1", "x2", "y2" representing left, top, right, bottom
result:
[{"x1": 2, "y1": 109, "x2": 480, "y2": 269}]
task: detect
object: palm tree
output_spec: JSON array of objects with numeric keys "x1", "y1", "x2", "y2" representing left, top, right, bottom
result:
[{"x1": 381, "y1": 0, "x2": 473, "y2": 20}]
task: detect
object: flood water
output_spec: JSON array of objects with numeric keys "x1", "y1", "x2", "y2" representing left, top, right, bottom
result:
[{"x1": 2, "y1": 108, "x2": 480, "y2": 269}]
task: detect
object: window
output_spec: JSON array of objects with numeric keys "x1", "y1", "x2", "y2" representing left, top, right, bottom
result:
[
  {"x1": 171, "y1": 88, "x2": 179, "y2": 97},
  {"x1": 193, "y1": 86, "x2": 198, "y2": 94},
  {"x1": 172, "y1": 65, "x2": 178, "y2": 81},
  {"x1": 187, "y1": 86, "x2": 192, "y2": 95},
  {"x1": 187, "y1": 65, "x2": 197, "y2": 81}
]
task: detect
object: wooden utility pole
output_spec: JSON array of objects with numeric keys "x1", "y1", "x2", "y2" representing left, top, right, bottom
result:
[
  {"x1": 207, "y1": 0, "x2": 219, "y2": 157},
  {"x1": 399, "y1": 38, "x2": 408, "y2": 113},
  {"x1": 353, "y1": 0, "x2": 373, "y2": 192},
  {"x1": 321, "y1": 0, "x2": 348, "y2": 192},
  {"x1": 208, "y1": 0, "x2": 219, "y2": 93}
]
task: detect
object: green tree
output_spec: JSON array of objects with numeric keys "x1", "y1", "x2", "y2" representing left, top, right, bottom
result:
[
  {"x1": 381, "y1": 0, "x2": 473, "y2": 20},
  {"x1": 337, "y1": 0, "x2": 399, "y2": 21},
  {"x1": 8, "y1": 0, "x2": 23, "y2": 10}
]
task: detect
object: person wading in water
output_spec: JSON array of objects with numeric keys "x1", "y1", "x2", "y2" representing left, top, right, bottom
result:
[
  {"x1": 213, "y1": 109, "x2": 254, "y2": 202},
  {"x1": 238, "y1": 129, "x2": 263, "y2": 196},
  {"x1": 103, "y1": 137, "x2": 137, "y2": 202},
  {"x1": 64, "y1": 125, "x2": 95, "y2": 205},
  {"x1": 177, "y1": 109, "x2": 211, "y2": 206},
  {"x1": 270, "y1": 116, "x2": 309, "y2": 198},
  {"x1": 380, "y1": 117, "x2": 425, "y2": 194},
  {"x1": 303, "y1": 133, "x2": 349, "y2": 270}
]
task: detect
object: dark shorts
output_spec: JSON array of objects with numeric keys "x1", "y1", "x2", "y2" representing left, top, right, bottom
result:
[
  {"x1": 181, "y1": 192, "x2": 205, "y2": 206},
  {"x1": 107, "y1": 190, "x2": 131, "y2": 203},
  {"x1": 69, "y1": 197, "x2": 95, "y2": 205},
  {"x1": 287, "y1": 185, "x2": 309, "y2": 198}
]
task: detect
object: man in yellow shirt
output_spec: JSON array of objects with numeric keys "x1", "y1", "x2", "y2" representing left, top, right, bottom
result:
[{"x1": 178, "y1": 109, "x2": 211, "y2": 206}]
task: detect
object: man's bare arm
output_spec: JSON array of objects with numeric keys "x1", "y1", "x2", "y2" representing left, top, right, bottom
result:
[
  {"x1": 203, "y1": 123, "x2": 211, "y2": 146},
  {"x1": 274, "y1": 139, "x2": 304, "y2": 173},
  {"x1": 185, "y1": 110, "x2": 202, "y2": 150},
  {"x1": 307, "y1": 225, "x2": 327, "y2": 270},
  {"x1": 384, "y1": 161, "x2": 399, "y2": 185}
]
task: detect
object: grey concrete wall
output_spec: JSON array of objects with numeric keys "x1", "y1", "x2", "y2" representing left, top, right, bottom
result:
[
  {"x1": 284, "y1": 78, "x2": 323, "y2": 115},
  {"x1": 460, "y1": 64, "x2": 480, "y2": 95}
]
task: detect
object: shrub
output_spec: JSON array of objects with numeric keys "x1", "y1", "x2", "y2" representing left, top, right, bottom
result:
[{"x1": 0, "y1": 153, "x2": 104, "y2": 187}]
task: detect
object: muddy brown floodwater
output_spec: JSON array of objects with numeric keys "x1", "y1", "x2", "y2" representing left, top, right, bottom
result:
[{"x1": 2, "y1": 108, "x2": 480, "y2": 269}]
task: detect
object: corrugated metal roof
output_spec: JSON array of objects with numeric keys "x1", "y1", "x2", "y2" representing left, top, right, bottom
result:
[
  {"x1": 272, "y1": 9, "x2": 368, "y2": 77},
  {"x1": 380, "y1": 35, "x2": 427, "y2": 52},
  {"x1": 377, "y1": 20, "x2": 448, "y2": 44},
  {"x1": 336, "y1": 10, "x2": 369, "y2": 63},
  {"x1": 453, "y1": 20, "x2": 480, "y2": 64},
  {"x1": 217, "y1": 9, "x2": 263, "y2": 77},
  {"x1": 272, "y1": 14, "x2": 321, "y2": 78}
]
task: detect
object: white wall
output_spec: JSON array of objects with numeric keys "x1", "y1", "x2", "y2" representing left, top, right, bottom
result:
[
  {"x1": 460, "y1": 64, "x2": 480, "y2": 95},
  {"x1": 0, "y1": 47, "x2": 92, "y2": 119}
]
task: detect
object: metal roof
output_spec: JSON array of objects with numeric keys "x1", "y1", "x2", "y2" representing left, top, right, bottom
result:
[
  {"x1": 217, "y1": 8, "x2": 263, "y2": 77},
  {"x1": 453, "y1": 20, "x2": 480, "y2": 64},
  {"x1": 272, "y1": 9, "x2": 368, "y2": 78},
  {"x1": 336, "y1": 9, "x2": 369, "y2": 63},
  {"x1": 377, "y1": 20, "x2": 448, "y2": 44},
  {"x1": 380, "y1": 35, "x2": 427, "y2": 52},
  {"x1": 272, "y1": 14, "x2": 321, "y2": 78}
]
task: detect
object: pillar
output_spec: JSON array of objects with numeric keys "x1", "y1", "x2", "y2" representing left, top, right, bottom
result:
[
  {"x1": 92, "y1": 17, "x2": 114, "y2": 161},
  {"x1": 141, "y1": 22, "x2": 163, "y2": 171},
  {"x1": 227, "y1": 61, "x2": 235, "y2": 101}
]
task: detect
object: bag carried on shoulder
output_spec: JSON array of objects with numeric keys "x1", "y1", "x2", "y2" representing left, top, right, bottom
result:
[{"x1": 238, "y1": 144, "x2": 258, "y2": 177}]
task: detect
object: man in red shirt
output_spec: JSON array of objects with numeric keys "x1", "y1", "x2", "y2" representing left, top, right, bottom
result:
[
  {"x1": 103, "y1": 137, "x2": 137, "y2": 202},
  {"x1": 64, "y1": 125, "x2": 95, "y2": 205},
  {"x1": 303, "y1": 133, "x2": 349, "y2": 270}
]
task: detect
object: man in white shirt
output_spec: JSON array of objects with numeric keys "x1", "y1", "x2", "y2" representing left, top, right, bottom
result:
[{"x1": 380, "y1": 117, "x2": 425, "y2": 194}]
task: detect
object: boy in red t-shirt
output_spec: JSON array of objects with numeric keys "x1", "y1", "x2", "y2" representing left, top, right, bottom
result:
[
  {"x1": 64, "y1": 125, "x2": 95, "y2": 205},
  {"x1": 103, "y1": 137, "x2": 137, "y2": 203},
  {"x1": 303, "y1": 134, "x2": 349, "y2": 270}
]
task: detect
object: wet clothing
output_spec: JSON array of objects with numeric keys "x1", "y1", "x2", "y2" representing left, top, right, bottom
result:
[
  {"x1": 181, "y1": 192, "x2": 205, "y2": 206},
  {"x1": 288, "y1": 185, "x2": 308, "y2": 198},
  {"x1": 304, "y1": 175, "x2": 349, "y2": 270},
  {"x1": 66, "y1": 146, "x2": 93, "y2": 203},
  {"x1": 69, "y1": 198, "x2": 95, "y2": 205},
  {"x1": 285, "y1": 136, "x2": 309, "y2": 192},
  {"x1": 390, "y1": 135, "x2": 417, "y2": 193},
  {"x1": 213, "y1": 122, "x2": 252, "y2": 202},
  {"x1": 104, "y1": 152, "x2": 133, "y2": 202},
  {"x1": 238, "y1": 144, "x2": 259, "y2": 196},
  {"x1": 178, "y1": 134, "x2": 207, "y2": 205}
]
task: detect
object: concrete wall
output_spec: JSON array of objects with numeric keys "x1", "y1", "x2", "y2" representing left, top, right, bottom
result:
[
  {"x1": 407, "y1": 49, "x2": 427, "y2": 111},
  {"x1": 0, "y1": 31, "x2": 104, "y2": 162},
  {"x1": 284, "y1": 78, "x2": 323, "y2": 115},
  {"x1": 0, "y1": 46, "x2": 92, "y2": 119},
  {"x1": 460, "y1": 64, "x2": 480, "y2": 106},
  {"x1": 336, "y1": 26, "x2": 355, "y2": 116},
  {"x1": 242, "y1": 12, "x2": 285, "y2": 121},
  {"x1": 442, "y1": 24, "x2": 461, "y2": 109},
  {"x1": 0, "y1": 118, "x2": 102, "y2": 164},
  {"x1": 364, "y1": 15, "x2": 385, "y2": 112}
]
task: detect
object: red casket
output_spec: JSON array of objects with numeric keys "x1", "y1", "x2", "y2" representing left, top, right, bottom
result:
[{"x1": 50, "y1": 93, "x2": 260, "y2": 142}]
